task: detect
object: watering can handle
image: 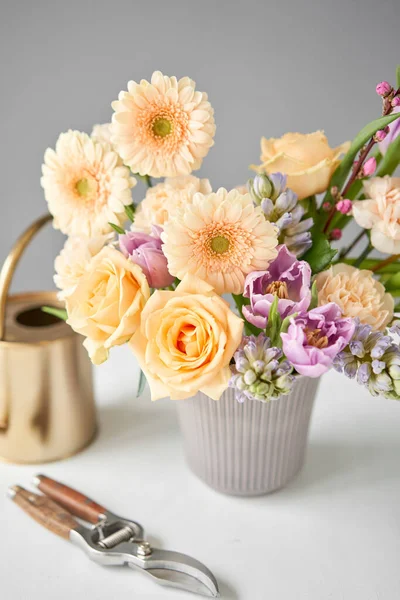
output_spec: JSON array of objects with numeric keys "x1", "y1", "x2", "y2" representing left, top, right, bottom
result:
[{"x1": 0, "y1": 214, "x2": 53, "y2": 341}]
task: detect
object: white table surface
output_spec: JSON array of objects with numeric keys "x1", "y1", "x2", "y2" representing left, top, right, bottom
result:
[{"x1": 1, "y1": 345, "x2": 400, "y2": 600}]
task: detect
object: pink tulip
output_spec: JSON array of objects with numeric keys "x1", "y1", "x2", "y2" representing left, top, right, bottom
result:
[
  {"x1": 281, "y1": 303, "x2": 355, "y2": 378},
  {"x1": 119, "y1": 226, "x2": 174, "y2": 289}
]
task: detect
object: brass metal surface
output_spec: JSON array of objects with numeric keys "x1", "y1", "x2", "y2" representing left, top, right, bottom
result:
[{"x1": 0, "y1": 215, "x2": 96, "y2": 463}]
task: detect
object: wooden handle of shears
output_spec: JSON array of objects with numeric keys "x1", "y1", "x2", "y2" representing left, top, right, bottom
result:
[
  {"x1": 9, "y1": 486, "x2": 79, "y2": 540},
  {"x1": 34, "y1": 474, "x2": 106, "y2": 524}
]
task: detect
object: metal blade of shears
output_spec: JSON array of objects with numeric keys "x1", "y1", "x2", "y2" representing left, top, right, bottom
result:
[{"x1": 132, "y1": 548, "x2": 220, "y2": 597}]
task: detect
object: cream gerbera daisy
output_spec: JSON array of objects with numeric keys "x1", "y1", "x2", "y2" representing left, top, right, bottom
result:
[
  {"x1": 91, "y1": 123, "x2": 113, "y2": 146},
  {"x1": 134, "y1": 175, "x2": 212, "y2": 232},
  {"x1": 41, "y1": 130, "x2": 136, "y2": 237},
  {"x1": 111, "y1": 71, "x2": 215, "y2": 178},
  {"x1": 162, "y1": 188, "x2": 279, "y2": 295}
]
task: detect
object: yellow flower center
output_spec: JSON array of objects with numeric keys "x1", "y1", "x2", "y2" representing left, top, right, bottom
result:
[
  {"x1": 75, "y1": 177, "x2": 97, "y2": 198},
  {"x1": 210, "y1": 236, "x2": 230, "y2": 254},
  {"x1": 304, "y1": 327, "x2": 328, "y2": 349},
  {"x1": 152, "y1": 117, "x2": 173, "y2": 138},
  {"x1": 265, "y1": 280, "x2": 289, "y2": 299}
]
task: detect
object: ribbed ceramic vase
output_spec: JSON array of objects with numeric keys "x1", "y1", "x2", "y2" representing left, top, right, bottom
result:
[{"x1": 177, "y1": 377, "x2": 319, "y2": 496}]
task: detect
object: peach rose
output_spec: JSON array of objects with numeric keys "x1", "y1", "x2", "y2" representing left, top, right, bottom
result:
[
  {"x1": 316, "y1": 263, "x2": 394, "y2": 331},
  {"x1": 253, "y1": 131, "x2": 350, "y2": 199},
  {"x1": 352, "y1": 176, "x2": 400, "y2": 254},
  {"x1": 54, "y1": 233, "x2": 113, "y2": 299},
  {"x1": 66, "y1": 246, "x2": 150, "y2": 364},
  {"x1": 130, "y1": 274, "x2": 244, "y2": 400}
]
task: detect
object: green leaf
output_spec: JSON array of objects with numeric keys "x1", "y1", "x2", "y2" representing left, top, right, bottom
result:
[
  {"x1": 41, "y1": 306, "x2": 68, "y2": 321},
  {"x1": 302, "y1": 234, "x2": 337, "y2": 274},
  {"x1": 278, "y1": 312, "x2": 297, "y2": 348},
  {"x1": 265, "y1": 296, "x2": 282, "y2": 346},
  {"x1": 125, "y1": 204, "x2": 135, "y2": 222},
  {"x1": 231, "y1": 294, "x2": 260, "y2": 336},
  {"x1": 376, "y1": 134, "x2": 400, "y2": 178},
  {"x1": 384, "y1": 272, "x2": 400, "y2": 293},
  {"x1": 109, "y1": 222, "x2": 125, "y2": 235},
  {"x1": 136, "y1": 369, "x2": 147, "y2": 398},
  {"x1": 322, "y1": 111, "x2": 400, "y2": 205},
  {"x1": 309, "y1": 281, "x2": 318, "y2": 309},
  {"x1": 396, "y1": 65, "x2": 400, "y2": 89}
]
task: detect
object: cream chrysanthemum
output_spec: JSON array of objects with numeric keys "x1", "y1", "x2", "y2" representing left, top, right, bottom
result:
[
  {"x1": 41, "y1": 130, "x2": 136, "y2": 237},
  {"x1": 111, "y1": 71, "x2": 215, "y2": 178},
  {"x1": 162, "y1": 188, "x2": 279, "y2": 295},
  {"x1": 134, "y1": 175, "x2": 212, "y2": 232}
]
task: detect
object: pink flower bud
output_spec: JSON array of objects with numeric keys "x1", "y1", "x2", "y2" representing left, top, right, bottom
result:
[
  {"x1": 392, "y1": 96, "x2": 400, "y2": 108},
  {"x1": 374, "y1": 129, "x2": 388, "y2": 142},
  {"x1": 336, "y1": 199, "x2": 352, "y2": 214},
  {"x1": 329, "y1": 229, "x2": 342, "y2": 241},
  {"x1": 362, "y1": 156, "x2": 377, "y2": 177},
  {"x1": 322, "y1": 202, "x2": 331, "y2": 212},
  {"x1": 330, "y1": 186, "x2": 339, "y2": 197},
  {"x1": 376, "y1": 81, "x2": 392, "y2": 97}
]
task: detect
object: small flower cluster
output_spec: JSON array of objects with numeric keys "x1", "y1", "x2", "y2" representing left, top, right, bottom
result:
[
  {"x1": 230, "y1": 333, "x2": 295, "y2": 402},
  {"x1": 334, "y1": 320, "x2": 400, "y2": 400},
  {"x1": 248, "y1": 173, "x2": 313, "y2": 256}
]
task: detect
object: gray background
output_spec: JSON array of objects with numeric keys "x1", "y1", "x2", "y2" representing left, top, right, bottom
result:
[{"x1": 0, "y1": 0, "x2": 398, "y2": 293}]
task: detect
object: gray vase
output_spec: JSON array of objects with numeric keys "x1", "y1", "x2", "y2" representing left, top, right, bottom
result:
[{"x1": 176, "y1": 377, "x2": 319, "y2": 496}]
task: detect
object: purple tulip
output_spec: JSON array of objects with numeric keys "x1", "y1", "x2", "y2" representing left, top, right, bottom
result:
[
  {"x1": 243, "y1": 245, "x2": 312, "y2": 329},
  {"x1": 379, "y1": 106, "x2": 400, "y2": 155},
  {"x1": 281, "y1": 303, "x2": 355, "y2": 378},
  {"x1": 119, "y1": 226, "x2": 174, "y2": 289}
]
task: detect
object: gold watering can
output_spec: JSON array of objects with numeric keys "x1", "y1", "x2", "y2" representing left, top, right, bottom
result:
[{"x1": 0, "y1": 214, "x2": 96, "y2": 463}]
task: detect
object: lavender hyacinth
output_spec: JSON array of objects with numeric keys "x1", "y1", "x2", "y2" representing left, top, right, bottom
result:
[
  {"x1": 334, "y1": 319, "x2": 400, "y2": 400},
  {"x1": 229, "y1": 333, "x2": 296, "y2": 402},
  {"x1": 248, "y1": 173, "x2": 313, "y2": 256}
]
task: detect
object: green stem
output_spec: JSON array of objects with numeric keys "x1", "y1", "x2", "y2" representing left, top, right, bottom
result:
[
  {"x1": 342, "y1": 258, "x2": 400, "y2": 273},
  {"x1": 135, "y1": 174, "x2": 153, "y2": 187},
  {"x1": 353, "y1": 243, "x2": 373, "y2": 268},
  {"x1": 338, "y1": 229, "x2": 368, "y2": 260},
  {"x1": 41, "y1": 306, "x2": 68, "y2": 321},
  {"x1": 371, "y1": 253, "x2": 400, "y2": 273}
]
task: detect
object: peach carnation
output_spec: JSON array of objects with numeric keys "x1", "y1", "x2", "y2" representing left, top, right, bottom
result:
[
  {"x1": 41, "y1": 130, "x2": 136, "y2": 237},
  {"x1": 162, "y1": 188, "x2": 279, "y2": 295},
  {"x1": 134, "y1": 175, "x2": 212, "y2": 232},
  {"x1": 316, "y1": 263, "x2": 394, "y2": 331},
  {"x1": 111, "y1": 71, "x2": 215, "y2": 178},
  {"x1": 352, "y1": 176, "x2": 400, "y2": 254}
]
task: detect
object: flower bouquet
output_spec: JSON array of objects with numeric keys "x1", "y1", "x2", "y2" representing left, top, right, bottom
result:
[{"x1": 42, "y1": 69, "x2": 400, "y2": 495}]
